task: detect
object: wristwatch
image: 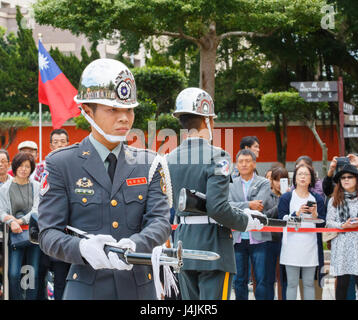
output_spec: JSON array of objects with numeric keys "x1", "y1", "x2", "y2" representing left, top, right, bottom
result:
[{"x1": 6, "y1": 218, "x2": 14, "y2": 226}]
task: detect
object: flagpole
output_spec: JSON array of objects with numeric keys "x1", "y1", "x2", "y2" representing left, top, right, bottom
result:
[{"x1": 38, "y1": 33, "x2": 43, "y2": 163}]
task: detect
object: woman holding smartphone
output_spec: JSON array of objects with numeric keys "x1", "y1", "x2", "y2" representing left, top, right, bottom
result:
[
  {"x1": 278, "y1": 164, "x2": 326, "y2": 300},
  {"x1": 326, "y1": 164, "x2": 358, "y2": 300}
]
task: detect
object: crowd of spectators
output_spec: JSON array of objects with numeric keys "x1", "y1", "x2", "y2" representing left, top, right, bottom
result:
[
  {"x1": 0, "y1": 129, "x2": 70, "y2": 300},
  {"x1": 0, "y1": 132, "x2": 357, "y2": 300},
  {"x1": 229, "y1": 136, "x2": 358, "y2": 300}
]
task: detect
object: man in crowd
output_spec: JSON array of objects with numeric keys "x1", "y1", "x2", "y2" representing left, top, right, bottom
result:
[
  {"x1": 34, "y1": 129, "x2": 70, "y2": 183},
  {"x1": 167, "y1": 87, "x2": 263, "y2": 300},
  {"x1": 229, "y1": 149, "x2": 271, "y2": 300},
  {"x1": 232, "y1": 136, "x2": 261, "y2": 178},
  {"x1": 38, "y1": 58, "x2": 171, "y2": 299},
  {"x1": 240, "y1": 136, "x2": 260, "y2": 158},
  {"x1": 0, "y1": 149, "x2": 12, "y2": 186}
]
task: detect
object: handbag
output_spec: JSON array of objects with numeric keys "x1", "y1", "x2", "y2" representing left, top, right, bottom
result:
[
  {"x1": 9, "y1": 212, "x2": 31, "y2": 249},
  {"x1": 322, "y1": 231, "x2": 338, "y2": 242},
  {"x1": 9, "y1": 229, "x2": 31, "y2": 249}
]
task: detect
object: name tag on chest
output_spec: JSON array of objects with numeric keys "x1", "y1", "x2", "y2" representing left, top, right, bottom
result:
[{"x1": 126, "y1": 177, "x2": 147, "y2": 186}]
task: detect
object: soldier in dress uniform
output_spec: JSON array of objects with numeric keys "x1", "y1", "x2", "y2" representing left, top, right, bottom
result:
[
  {"x1": 166, "y1": 87, "x2": 264, "y2": 300},
  {"x1": 38, "y1": 59, "x2": 172, "y2": 300}
]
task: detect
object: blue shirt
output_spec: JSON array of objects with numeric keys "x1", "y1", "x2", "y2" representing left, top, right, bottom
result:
[
  {"x1": 88, "y1": 134, "x2": 122, "y2": 170},
  {"x1": 240, "y1": 175, "x2": 255, "y2": 240}
]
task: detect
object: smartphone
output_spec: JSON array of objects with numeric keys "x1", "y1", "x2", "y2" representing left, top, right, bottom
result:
[
  {"x1": 306, "y1": 201, "x2": 316, "y2": 207},
  {"x1": 280, "y1": 178, "x2": 288, "y2": 194}
]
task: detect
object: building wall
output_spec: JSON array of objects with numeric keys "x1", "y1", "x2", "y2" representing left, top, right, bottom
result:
[
  {"x1": 5, "y1": 122, "x2": 339, "y2": 178},
  {"x1": 0, "y1": 0, "x2": 146, "y2": 66}
]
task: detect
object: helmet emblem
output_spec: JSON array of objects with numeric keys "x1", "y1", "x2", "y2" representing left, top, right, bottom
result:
[{"x1": 116, "y1": 81, "x2": 131, "y2": 100}]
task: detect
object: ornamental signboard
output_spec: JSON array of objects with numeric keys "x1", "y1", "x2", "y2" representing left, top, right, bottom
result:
[
  {"x1": 343, "y1": 102, "x2": 355, "y2": 115},
  {"x1": 298, "y1": 91, "x2": 338, "y2": 102},
  {"x1": 344, "y1": 114, "x2": 358, "y2": 126},
  {"x1": 290, "y1": 81, "x2": 338, "y2": 102},
  {"x1": 343, "y1": 127, "x2": 358, "y2": 138}
]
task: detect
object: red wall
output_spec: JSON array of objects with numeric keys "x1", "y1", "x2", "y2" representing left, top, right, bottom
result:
[
  {"x1": 225, "y1": 125, "x2": 339, "y2": 162},
  {"x1": 5, "y1": 124, "x2": 339, "y2": 163}
]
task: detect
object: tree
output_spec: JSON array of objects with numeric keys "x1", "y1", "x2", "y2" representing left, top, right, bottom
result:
[
  {"x1": 132, "y1": 66, "x2": 187, "y2": 115},
  {"x1": 261, "y1": 91, "x2": 328, "y2": 171},
  {"x1": 33, "y1": 0, "x2": 326, "y2": 98},
  {"x1": 0, "y1": 117, "x2": 32, "y2": 149}
]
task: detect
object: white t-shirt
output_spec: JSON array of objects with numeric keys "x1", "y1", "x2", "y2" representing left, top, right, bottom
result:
[{"x1": 280, "y1": 190, "x2": 319, "y2": 267}]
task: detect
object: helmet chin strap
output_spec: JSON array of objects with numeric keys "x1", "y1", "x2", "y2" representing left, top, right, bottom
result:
[
  {"x1": 205, "y1": 117, "x2": 213, "y2": 142},
  {"x1": 79, "y1": 106, "x2": 127, "y2": 143}
]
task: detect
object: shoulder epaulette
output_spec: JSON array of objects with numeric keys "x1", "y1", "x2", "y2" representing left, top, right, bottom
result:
[{"x1": 125, "y1": 145, "x2": 158, "y2": 155}]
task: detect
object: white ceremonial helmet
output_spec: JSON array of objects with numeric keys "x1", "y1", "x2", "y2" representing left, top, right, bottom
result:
[
  {"x1": 173, "y1": 87, "x2": 216, "y2": 141},
  {"x1": 74, "y1": 58, "x2": 138, "y2": 143},
  {"x1": 74, "y1": 58, "x2": 138, "y2": 108},
  {"x1": 172, "y1": 87, "x2": 216, "y2": 119}
]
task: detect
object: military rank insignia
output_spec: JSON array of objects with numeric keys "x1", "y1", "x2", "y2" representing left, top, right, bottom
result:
[
  {"x1": 75, "y1": 177, "x2": 95, "y2": 195},
  {"x1": 76, "y1": 177, "x2": 94, "y2": 188}
]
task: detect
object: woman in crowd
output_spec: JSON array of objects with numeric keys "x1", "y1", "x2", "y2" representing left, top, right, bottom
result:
[
  {"x1": 325, "y1": 164, "x2": 358, "y2": 300},
  {"x1": 295, "y1": 155, "x2": 325, "y2": 200},
  {"x1": 265, "y1": 166, "x2": 289, "y2": 300},
  {"x1": 0, "y1": 152, "x2": 41, "y2": 300},
  {"x1": 278, "y1": 164, "x2": 326, "y2": 300}
]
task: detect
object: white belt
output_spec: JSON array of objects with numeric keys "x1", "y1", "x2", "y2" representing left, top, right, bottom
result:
[{"x1": 179, "y1": 216, "x2": 218, "y2": 225}]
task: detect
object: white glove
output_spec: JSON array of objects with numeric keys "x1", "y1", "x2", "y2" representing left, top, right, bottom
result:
[
  {"x1": 79, "y1": 234, "x2": 117, "y2": 270},
  {"x1": 107, "y1": 238, "x2": 136, "y2": 271},
  {"x1": 243, "y1": 209, "x2": 264, "y2": 231},
  {"x1": 243, "y1": 208, "x2": 265, "y2": 217}
]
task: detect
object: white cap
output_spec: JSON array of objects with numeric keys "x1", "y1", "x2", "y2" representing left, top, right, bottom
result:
[{"x1": 18, "y1": 141, "x2": 38, "y2": 151}]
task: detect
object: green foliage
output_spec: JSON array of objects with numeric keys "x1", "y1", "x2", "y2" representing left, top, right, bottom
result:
[
  {"x1": 34, "y1": 0, "x2": 325, "y2": 44},
  {"x1": 260, "y1": 91, "x2": 328, "y2": 120},
  {"x1": 0, "y1": 7, "x2": 38, "y2": 113},
  {"x1": 156, "y1": 113, "x2": 181, "y2": 134},
  {"x1": 0, "y1": 117, "x2": 32, "y2": 129},
  {"x1": 132, "y1": 99, "x2": 157, "y2": 131},
  {"x1": 73, "y1": 114, "x2": 90, "y2": 132},
  {"x1": 132, "y1": 66, "x2": 187, "y2": 115}
]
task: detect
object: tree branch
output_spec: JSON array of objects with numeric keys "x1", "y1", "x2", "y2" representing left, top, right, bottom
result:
[
  {"x1": 219, "y1": 30, "x2": 273, "y2": 41},
  {"x1": 153, "y1": 30, "x2": 201, "y2": 46}
]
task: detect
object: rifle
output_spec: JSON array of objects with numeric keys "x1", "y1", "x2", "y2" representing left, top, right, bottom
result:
[
  {"x1": 29, "y1": 213, "x2": 220, "y2": 272},
  {"x1": 178, "y1": 188, "x2": 324, "y2": 230}
]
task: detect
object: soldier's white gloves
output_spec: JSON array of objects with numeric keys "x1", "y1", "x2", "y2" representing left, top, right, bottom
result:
[
  {"x1": 243, "y1": 208, "x2": 265, "y2": 231},
  {"x1": 107, "y1": 238, "x2": 136, "y2": 271},
  {"x1": 79, "y1": 234, "x2": 116, "y2": 270}
]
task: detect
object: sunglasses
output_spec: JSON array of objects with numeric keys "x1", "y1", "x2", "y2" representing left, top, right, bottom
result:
[{"x1": 340, "y1": 175, "x2": 356, "y2": 181}]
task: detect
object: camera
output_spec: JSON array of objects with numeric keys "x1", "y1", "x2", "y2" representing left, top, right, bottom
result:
[{"x1": 336, "y1": 156, "x2": 350, "y2": 172}]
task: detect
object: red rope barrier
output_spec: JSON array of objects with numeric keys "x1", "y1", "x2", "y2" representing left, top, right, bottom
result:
[{"x1": 171, "y1": 224, "x2": 358, "y2": 233}]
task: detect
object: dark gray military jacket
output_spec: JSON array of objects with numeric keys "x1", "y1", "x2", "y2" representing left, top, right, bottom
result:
[
  {"x1": 167, "y1": 138, "x2": 248, "y2": 273},
  {"x1": 38, "y1": 136, "x2": 171, "y2": 300}
]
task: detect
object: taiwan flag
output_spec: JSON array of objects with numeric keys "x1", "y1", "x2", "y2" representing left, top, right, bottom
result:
[{"x1": 38, "y1": 40, "x2": 80, "y2": 129}]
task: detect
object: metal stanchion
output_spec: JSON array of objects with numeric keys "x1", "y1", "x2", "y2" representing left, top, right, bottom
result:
[{"x1": 2, "y1": 223, "x2": 9, "y2": 300}]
